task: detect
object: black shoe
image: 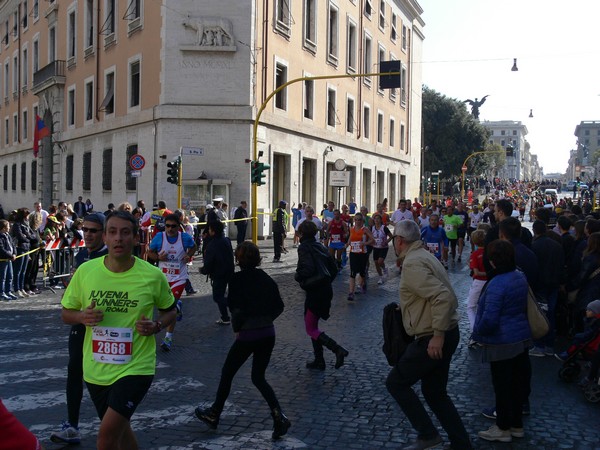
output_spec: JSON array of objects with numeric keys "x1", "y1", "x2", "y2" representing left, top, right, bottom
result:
[
  {"x1": 306, "y1": 339, "x2": 326, "y2": 370},
  {"x1": 194, "y1": 406, "x2": 220, "y2": 429},
  {"x1": 402, "y1": 435, "x2": 442, "y2": 450},
  {"x1": 271, "y1": 408, "x2": 291, "y2": 440},
  {"x1": 306, "y1": 359, "x2": 326, "y2": 370},
  {"x1": 317, "y1": 333, "x2": 349, "y2": 369}
]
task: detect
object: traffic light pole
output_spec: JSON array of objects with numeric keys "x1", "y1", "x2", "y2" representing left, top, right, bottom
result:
[
  {"x1": 460, "y1": 150, "x2": 505, "y2": 200},
  {"x1": 251, "y1": 71, "x2": 400, "y2": 243},
  {"x1": 177, "y1": 148, "x2": 182, "y2": 209}
]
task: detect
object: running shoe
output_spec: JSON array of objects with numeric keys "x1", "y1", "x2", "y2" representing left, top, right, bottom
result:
[
  {"x1": 347, "y1": 293, "x2": 354, "y2": 302},
  {"x1": 554, "y1": 351, "x2": 569, "y2": 362},
  {"x1": 377, "y1": 277, "x2": 384, "y2": 285},
  {"x1": 186, "y1": 289, "x2": 198, "y2": 296},
  {"x1": 50, "y1": 421, "x2": 81, "y2": 445},
  {"x1": 215, "y1": 318, "x2": 231, "y2": 325},
  {"x1": 161, "y1": 336, "x2": 172, "y2": 352},
  {"x1": 7, "y1": 292, "x2": 18, "y2": 300},
  {"x1": 529, "y1": 347, "x2": 546, "y2": 357},
  {"x1": 0, "y1": 294, "x2": 10, "y2": 300},
  {"x1": 176, "y1": 300, "x2": 183, "y2": 321}
]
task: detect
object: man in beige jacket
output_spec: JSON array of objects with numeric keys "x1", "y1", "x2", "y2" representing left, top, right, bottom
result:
[{"x1": 386, "y1": 220, "x2": 472, "y2": 450}]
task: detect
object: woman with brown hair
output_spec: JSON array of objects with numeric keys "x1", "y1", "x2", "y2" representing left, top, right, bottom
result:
[
  {"x1": 195, "y1": 242, "x2": 290, "y2": 440},
  {"x1": 11, "y1": 208, "x2": 37, "y2": 297},
  {"x1": 474, "y1": 239, "x2": 531, "y2": 443}
]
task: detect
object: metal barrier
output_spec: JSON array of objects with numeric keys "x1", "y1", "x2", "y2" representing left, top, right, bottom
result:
[{"x1": 42, "y1": 238, "x2": 85, "y2": 289}]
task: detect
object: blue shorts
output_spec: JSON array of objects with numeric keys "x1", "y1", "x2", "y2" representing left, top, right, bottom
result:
[{"x1": 329, "y1": 242, "x2": 345, "y2": 250}]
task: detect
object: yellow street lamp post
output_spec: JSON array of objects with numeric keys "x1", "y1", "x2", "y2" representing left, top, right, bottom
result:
[{"x1": 251, "y1": 71, "x2": 401, "y2": 243}]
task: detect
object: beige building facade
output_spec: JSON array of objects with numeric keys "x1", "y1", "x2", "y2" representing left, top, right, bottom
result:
[{"x1": 0, "y1": 0, "x2": 424, "y2": 234}]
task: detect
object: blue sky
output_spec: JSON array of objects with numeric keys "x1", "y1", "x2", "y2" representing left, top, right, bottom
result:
[{"x1": 417, "y1": 0, "x2": 600, "y2": 174}]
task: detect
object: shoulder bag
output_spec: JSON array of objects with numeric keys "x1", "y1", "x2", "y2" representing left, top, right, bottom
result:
[{"x1": 527, "y1": 285, "x2": 549, "y2": 340}]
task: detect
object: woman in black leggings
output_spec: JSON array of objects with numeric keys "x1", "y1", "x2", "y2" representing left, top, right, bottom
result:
[{"x1": 195, "y1": 242, "x2": 291, "y2": 439}]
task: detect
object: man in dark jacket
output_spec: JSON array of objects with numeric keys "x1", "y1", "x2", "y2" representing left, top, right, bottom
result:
[
  {"x1": 233, "y1": 201, "x2": 248, "y2": 246},
  {"x1": 200, "y1": 220, "x2": 234, "y2": 325},
  {"x1": 272, "y1": 201, "x2": 288, "y2": 262},
  {"x1": 531, "y1": 220, "x2": 565, "y2": 357}
]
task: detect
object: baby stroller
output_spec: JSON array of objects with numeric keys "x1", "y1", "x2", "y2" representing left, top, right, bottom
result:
[
  {"x1": 583, "y1": 378, "x2": 600, "y2": 403},
  {"x1": 557, "y1": 330, "x2": 600, "y2": 400}
]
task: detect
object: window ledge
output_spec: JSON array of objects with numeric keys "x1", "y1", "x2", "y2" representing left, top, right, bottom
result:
[
  {"x1": 84, "y1": 46, "x2": 95, "y2": 59},
  {"x1": 104, "y1": 33, "x2": 116, "y2": 49},
  {"x1": 128, "y1": 17, "x2": 142, "y2": 36}
]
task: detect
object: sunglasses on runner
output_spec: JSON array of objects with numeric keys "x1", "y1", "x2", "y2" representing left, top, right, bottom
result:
[{"x1": 165, "y1": 224, "x2": 179, "y2": 229}]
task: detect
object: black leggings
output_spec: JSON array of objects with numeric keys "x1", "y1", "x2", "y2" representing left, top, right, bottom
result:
[
  {"x1": 213, "y1": 336, "x2": 279, "y2": 412},
  {"x1": 67, "y1": 324, "x2": 85, "y2": 427}
]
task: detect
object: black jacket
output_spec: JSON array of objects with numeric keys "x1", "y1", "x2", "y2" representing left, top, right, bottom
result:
[
  {"x1": 0, "y1": 232, "x2": 15, "y2": 260},
  {"x1": 295, "y1": 236, "x2": 335, "y2": 320},
  {"x1": 200, "y1": 235, "x2": 234, "y2": 280},
  {"x1": 11, "y1": 221, "x2": 37, "y2": 252},
  {"x1": 228, "y1": 268, "x2": 284, "y2": 332}
]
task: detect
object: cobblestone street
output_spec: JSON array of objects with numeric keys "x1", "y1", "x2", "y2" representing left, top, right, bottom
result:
[{"x1": 1, "y1": 239, "x2": 599, "y2": 449}]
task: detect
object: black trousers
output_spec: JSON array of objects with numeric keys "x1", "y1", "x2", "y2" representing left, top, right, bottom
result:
[
  {"x1": 213, "y1": 336, "x2": 279, "y2": 413},
  {"x1": 66, "y1": 323, "x2": 86, "y2": 427},
  {"x1": 490, "y1": 350, "x2": 530, "y2": 430},
  {"x1": 273, "y1": 231, "x2": 283, "y2": 259},
  {"x1": 236, "y1": 223, "x2": 247, "y2": 246},
  {"x1": 386, "y1": 327, "x2": 471, "y2": 449}
]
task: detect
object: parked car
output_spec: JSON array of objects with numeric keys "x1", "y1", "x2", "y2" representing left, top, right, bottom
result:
[{"x1": 544, "y1": 188, "x2": 558, "y2": 196}]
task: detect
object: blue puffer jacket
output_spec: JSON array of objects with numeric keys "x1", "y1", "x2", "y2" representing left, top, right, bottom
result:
[{"x1": 473, "y1": 270, "x2": 531, "y2": 345}]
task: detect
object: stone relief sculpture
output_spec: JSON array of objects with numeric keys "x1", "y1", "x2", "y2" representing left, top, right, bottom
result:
[{"x1": 182, "y1": 17, "x2": 235, "y2": 47}]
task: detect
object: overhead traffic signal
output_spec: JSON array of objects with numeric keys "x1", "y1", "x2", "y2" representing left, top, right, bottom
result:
[
  {"x1": 506, "y1": 145, "x2": 514, "y2": 157},
  {"x1": 167, "y1": 156, "x2": 181, "y2": 185},
  {"x1": 251, "y1": 160, "x2": 270, "y2": 186}
]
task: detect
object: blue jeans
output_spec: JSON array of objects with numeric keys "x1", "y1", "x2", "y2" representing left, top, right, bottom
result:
[
  {"x1": 0, "y1": 260, "x2": 13, "y2": 294},
  {"x1": 12, "y1": 251, "x2": 28, "y2": 291}
]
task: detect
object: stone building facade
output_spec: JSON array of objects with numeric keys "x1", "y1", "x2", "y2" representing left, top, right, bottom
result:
[{"x1": 0, "y1": 0, "x2": 424, "y2": 236}]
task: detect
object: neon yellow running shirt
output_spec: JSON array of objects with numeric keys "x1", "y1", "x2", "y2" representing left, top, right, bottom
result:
[
  {"x1": 61, "y1": 256, "x2": 175, "y2": 386},
  {"x1": 443, "y1": 215, "x2": 463, "y2": 240}
]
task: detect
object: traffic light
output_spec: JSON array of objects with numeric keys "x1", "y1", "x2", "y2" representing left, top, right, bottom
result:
[
  {"x1": 251, "y1": 160, "x2": 260, "y2": 184},
  {"x1": 251, "y1": 160, "x2": 270, "y2": 185},
  {"x1": 167, "y1": 156, "x2": 181, "y2": 185},
  {"x1": 506, "y1": 145, "x2": 514, "y2": 157}
]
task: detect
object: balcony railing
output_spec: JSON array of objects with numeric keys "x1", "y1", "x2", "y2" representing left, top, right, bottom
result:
[{"x1": 32, "y1": 60, "x2": 66, "y2": 93}]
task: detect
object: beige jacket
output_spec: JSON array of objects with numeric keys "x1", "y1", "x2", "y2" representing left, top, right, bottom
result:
[{"x1": 398, "y1": 240, "x2": 459, "y2": 337}]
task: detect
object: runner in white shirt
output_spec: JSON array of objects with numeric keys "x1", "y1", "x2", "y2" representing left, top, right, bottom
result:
[
  {"x1": 418, "y1": 208, "x2": 430, "y2": 229},
  {"x1": 468, "y1": 205, "x2": 483, "y2": 251},
  {"x1": 295, "y1": 206, "x2": 323, "y2": 240},
  {"x1": 390, "y1": 199, "x2": 414, "y2": 225}
]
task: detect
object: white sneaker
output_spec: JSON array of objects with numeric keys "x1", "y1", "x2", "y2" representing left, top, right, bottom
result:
[
  {"x1": 377, "y1": 277, "x2": 384, "y2": 285},
  {"x1": 478, "y1": 424, "x2": 512, "y2": 442}
]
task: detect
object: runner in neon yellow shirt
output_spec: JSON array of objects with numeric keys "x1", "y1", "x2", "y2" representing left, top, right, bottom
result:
[
  {"x1": 61, "y1": 211, "x2": 176, "y2": 450},
  {"x1": 443, "y1": 205, "x2": 463, "y2": 263}
]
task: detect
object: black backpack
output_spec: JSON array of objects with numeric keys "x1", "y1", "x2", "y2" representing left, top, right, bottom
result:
[{"x1": 382, "y1": 302, "x2": 413, "y2": 366}]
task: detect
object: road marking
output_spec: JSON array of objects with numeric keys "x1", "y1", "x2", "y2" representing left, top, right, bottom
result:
[
  {"x1": 2, "y1": 349, "x2": 68, "y2": 363},
  {"x1": 0, "y1": 367, "x2": 66, "y2": 384},
  {"x1": 1, "y1": 336, "x2": 67, "y2": 347},
  {"x1": 152, "y1": 431, "x2": 307, "y2": 449},
  {"x1": 3, "y1": 376, "x2": 201, "y2": 411}
]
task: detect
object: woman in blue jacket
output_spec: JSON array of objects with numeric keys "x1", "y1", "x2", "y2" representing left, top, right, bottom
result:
[{"x1": 474, "y1": 239, "x2": 531, "y2": 443}]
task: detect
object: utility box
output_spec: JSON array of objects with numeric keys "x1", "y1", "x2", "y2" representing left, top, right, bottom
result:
[{"x1": 257, "y1": 208, "x2": 271, "y2": 239}]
